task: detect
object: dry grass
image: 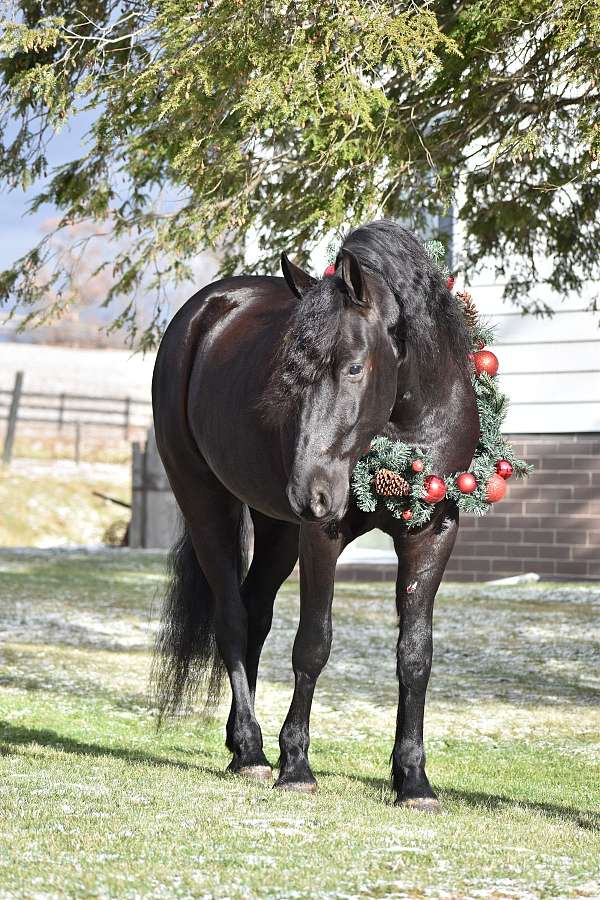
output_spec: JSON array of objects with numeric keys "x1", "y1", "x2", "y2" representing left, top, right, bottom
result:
[
  {"x1": 0, "y1": 460, "x2": 130, "y2": 546},
  {"x1": 5, "y1": 428, "x2": 142, "y2": 465}
]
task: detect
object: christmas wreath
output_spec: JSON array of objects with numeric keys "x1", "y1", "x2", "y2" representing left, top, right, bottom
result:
[{"x1": 348, "y1": 241, "x2": 532, "y2": 528}]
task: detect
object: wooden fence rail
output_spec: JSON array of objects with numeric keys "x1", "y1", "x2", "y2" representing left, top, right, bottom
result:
[{"x1": 1, "y1": 371, "x2": 152, "y2": 464}]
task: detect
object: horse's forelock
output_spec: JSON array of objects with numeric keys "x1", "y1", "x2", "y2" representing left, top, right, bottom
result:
[{"x1": 260, "y1": 281, "x2": 345, "y2": 423}]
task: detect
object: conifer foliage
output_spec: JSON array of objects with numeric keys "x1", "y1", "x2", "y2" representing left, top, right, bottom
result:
[{"x1": 0, "y1": 2, "x2": 598, "y2": 347}]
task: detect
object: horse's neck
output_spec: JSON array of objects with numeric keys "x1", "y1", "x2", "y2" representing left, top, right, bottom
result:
[{"x1": 385, "y1": 351, "x2": 477, "y2": 470}]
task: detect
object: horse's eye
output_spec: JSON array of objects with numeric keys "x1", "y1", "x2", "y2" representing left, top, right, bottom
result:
[{"x1": 348, "y1": 364, "x2": 363, "y2": 376}]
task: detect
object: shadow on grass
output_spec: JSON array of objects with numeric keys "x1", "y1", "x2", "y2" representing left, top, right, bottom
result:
[
  {"x1": 335, "y1": 770, "x2": 599, "y2": 831},
  {"x1": 3, "y1": 722, "x2": 598, "y2": 833},
  {"x1": 0, "y1": 721, "x2": 230, "y2": 780},
  {"x1": 441, "y1": 786, "x2": 600, "y2": 832}
]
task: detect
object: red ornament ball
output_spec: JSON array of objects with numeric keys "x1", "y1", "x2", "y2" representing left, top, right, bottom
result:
[
  {"x1": 411, "y1": 458, "x2": 424, "y2": 473},
  {"x1": 485, "y1": 473, "x2": 507, "y2": 503},
  {"x1": 456, "y1": 472, "x2": 477, "y2": 494},
  {"x1": 423, "y1": 474, "x2": 447, "y2": 504},
  {"x1": 447, "y1": 275, "x2": 455, "y2": 291},
  {"x1": 323, "y1": 263, "x2": 336, "y2": 276},
  {"x1": 495, "y1": 459, "x2": 513, "y2": 480},
  {"x1": 402, "y1": 509, "x2": 413, "y2": 521},
  {"x1": 473, "y1": 349, "x2": 499, "y2": 377}
]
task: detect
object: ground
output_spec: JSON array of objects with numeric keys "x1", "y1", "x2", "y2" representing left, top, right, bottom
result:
[{"x1": 0, "y1": 550, "x2": 598, "y2": 899}]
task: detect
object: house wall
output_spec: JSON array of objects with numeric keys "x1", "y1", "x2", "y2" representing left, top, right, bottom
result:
[
  {"x1": 469, "y1": 284, "x2": 600, "y2": 434},
  {"x1": 446, "y1": 432, "x2": 600, "y2": 582}
]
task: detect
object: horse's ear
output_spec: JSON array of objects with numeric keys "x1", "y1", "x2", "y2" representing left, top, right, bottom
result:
[
  {"x1": 280, "y1": 253, "x2": 317, "y2": 299},
  {"x1": 341, "y1": 249, "x2": 369, "y2": 307}
]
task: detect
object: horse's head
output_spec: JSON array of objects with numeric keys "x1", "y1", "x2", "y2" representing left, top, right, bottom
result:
[{"x1": 265, "y1": 250, "x2": 402, "y2": 524}]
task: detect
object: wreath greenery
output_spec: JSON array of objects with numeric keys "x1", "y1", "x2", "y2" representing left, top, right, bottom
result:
[{"x1": 351, "y1": 241, "x2": 532, "y2": 528}]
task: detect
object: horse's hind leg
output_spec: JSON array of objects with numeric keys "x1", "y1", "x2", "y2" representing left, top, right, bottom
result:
[
  {"x1": 225, "y1": 511, "x2": 299, "y2": 767},
  {"x1": 243, "y1": 511, "x2": 299, "y2": 701},
  {"x1": 179, "y1": 481, "x2": 272, "y2": 777}
]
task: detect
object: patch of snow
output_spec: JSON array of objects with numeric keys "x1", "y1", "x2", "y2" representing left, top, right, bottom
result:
[
  {"x1": 10, "y1": 458, "x2": 130, "y2": 484},
  {"x1": 487, "y1": 572, "x2": 541, "y2": 585},
  {"x1": 0, "y1": 341, "x2": 155, "y2": 400}
]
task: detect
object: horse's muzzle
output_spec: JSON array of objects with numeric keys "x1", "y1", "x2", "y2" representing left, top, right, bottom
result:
[
  {"x1": 287, "y1": 480, "x2": 330, "y2": 521},
  {"x1": 287, "y1": 475, "x2": 349, "y2": 523}
]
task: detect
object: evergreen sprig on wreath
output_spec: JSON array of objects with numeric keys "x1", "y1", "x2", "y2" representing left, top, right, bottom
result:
[{"x1": 351, "y1": 242, "x2": 532, "y2": 528}]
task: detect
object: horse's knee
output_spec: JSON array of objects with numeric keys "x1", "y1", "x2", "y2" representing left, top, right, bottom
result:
[
  {"x1": 396, "y1": 638, "x2": 432, "y2": 693},
  {"x1": 292, "y1": 623, "x2": 332, "y2": 680}
]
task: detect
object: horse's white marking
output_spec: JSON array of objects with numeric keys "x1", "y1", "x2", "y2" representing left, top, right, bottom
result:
[{"x1": 407, "y1": 581, "x2": 418, "y2": 593}]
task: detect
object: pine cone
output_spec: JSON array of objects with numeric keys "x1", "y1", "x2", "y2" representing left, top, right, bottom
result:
[
  {"x1": 374, "y1": 468, "x2": 410, "y2": 497},
  {"x1": 456, "y1": 290, "x2": 479, "y2": 328}
]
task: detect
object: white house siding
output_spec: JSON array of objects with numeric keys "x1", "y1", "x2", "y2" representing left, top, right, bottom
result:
[{"x1": 468, "y1": 284, "x2": 600, "y2": 433}]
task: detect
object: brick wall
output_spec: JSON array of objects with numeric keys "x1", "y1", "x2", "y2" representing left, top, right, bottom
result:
[{"x1": 445, "y1": 433, "x2": 600, "y2": 582}]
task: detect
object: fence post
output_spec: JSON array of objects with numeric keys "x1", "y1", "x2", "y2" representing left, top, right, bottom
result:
[
  {"x1": 129, "y1": 440, "x2": 145, "y2": 548},
  {"x1": 123, "y1": 396, "x2": 131, "y2": 439},
  {"x1": 2, "y1": 371, "x2": 24, "y2": 466},
  {"x1": 58, "y1": 392, "x2": 66, "y2": 431},
  {"x1": 74, "y1": 421, "x2": 82, "y2": 464}
]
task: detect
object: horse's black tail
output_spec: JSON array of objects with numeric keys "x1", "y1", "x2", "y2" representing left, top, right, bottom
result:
[{"x1": 151, "y1": 510, "x2": 251, "y2": 723}]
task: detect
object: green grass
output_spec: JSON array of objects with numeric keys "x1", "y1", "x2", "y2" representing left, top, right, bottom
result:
[{"x1": 0, "y1": 551, "x2": 599, "y2": 899}]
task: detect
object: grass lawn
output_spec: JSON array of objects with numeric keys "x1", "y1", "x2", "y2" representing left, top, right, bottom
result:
[{"x1": 0, "y1": 550, "x2": 598, "y2": 899}]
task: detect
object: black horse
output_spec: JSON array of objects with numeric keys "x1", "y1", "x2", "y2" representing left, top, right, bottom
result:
[{"x1": 152, "y1": 220, "x2": 479, "y2": 810}]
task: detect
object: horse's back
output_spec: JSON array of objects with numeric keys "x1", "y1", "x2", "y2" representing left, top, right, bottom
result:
[{"x1": 156, "y1": 274, "x2": 290, "y2": 359}]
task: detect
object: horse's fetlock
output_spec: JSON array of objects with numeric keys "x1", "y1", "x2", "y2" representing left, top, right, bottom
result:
[
  {"x1": 279, "y1": 721, "x2": 309, "y2": 757},
  {"x1": 394, "y1": 738, "x2": 425, "y2": 772},
  {"x1": 230, "y1": 716, "x2": 262, "y2": 754}
]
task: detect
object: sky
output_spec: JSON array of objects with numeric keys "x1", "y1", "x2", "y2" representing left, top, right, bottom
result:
[
  {"x1": 0, "y1": 112, "x2": 97, "y2": 272},
  {"x1": 0, "y1": 111, "x2": 222, "y2": 327}
]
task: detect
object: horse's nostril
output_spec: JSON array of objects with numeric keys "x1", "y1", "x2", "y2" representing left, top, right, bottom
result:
[{"x1": 310, "y1": 488, "x2": 331, "y2": 519}]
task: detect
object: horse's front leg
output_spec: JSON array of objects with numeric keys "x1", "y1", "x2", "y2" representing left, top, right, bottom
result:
[
  {"x1": 392, "y1": 505, "x2": 459, "y2": 811},
  {"x1": 275, "y1": 522, "x2": 343, "y2": 793}
]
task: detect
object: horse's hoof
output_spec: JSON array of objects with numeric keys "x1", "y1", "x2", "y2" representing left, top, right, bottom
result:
[
  {"x1": 273, "y1": 779, "x2": 317, "y2": 794},
  {"x1": 235, "y1": 765, "x2": 273, "y2": 782},
  {"x1": 397, "y1": 797, "x2": 441, "y2": 813}
]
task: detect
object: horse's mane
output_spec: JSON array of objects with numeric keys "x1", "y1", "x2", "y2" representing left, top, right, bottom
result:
[
  {"x1": 262, "y1": 220, "x2": 470, "y2": 420},
  {"x1": 338, "y1": 220, "x2": 470, "y2": 365}
]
